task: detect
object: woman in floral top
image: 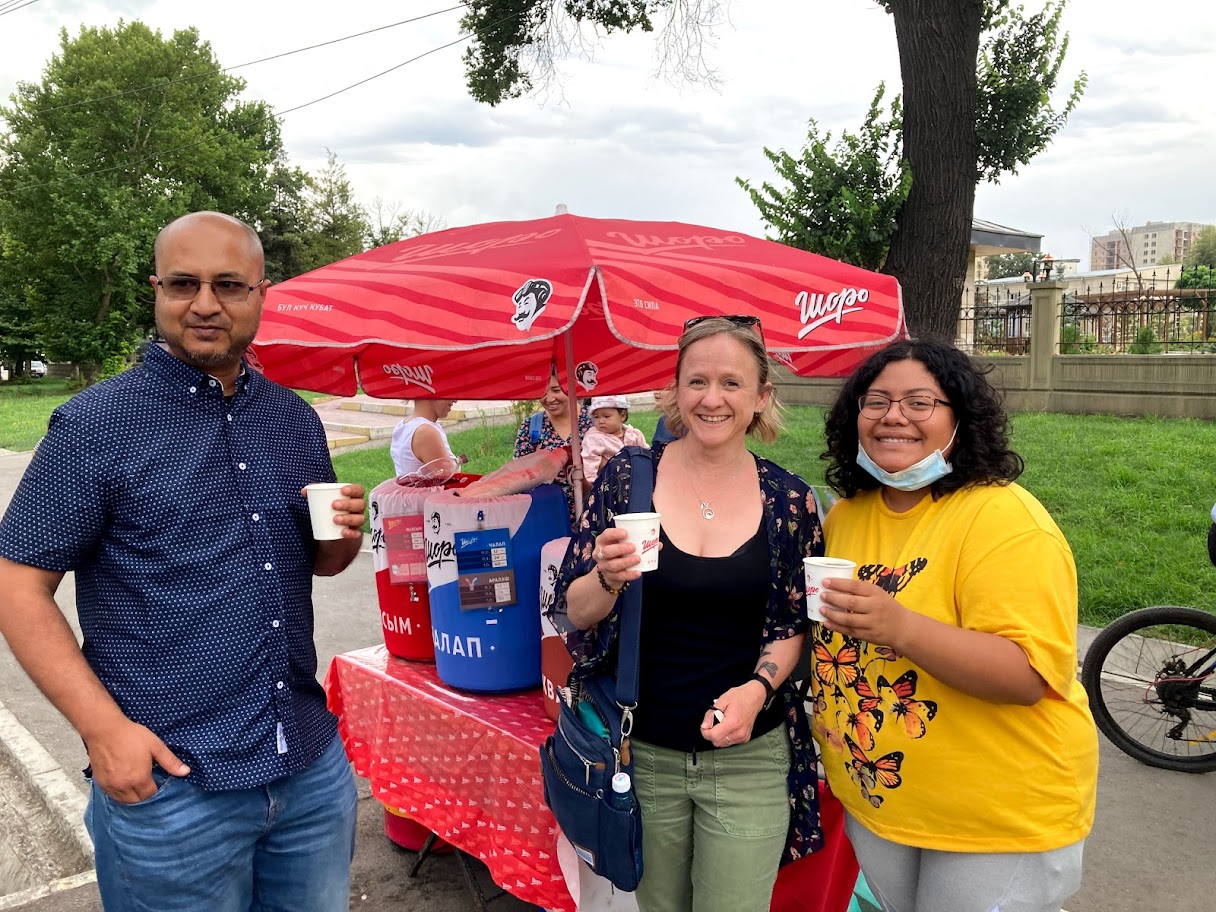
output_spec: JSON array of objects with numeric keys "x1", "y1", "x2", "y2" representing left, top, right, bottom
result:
[
  {"x1": 513, "y1": 372, "x2": 592, "y2": 529},
  {"x1": 550, "y1": 316, "x2": 824, "y2": 912}
]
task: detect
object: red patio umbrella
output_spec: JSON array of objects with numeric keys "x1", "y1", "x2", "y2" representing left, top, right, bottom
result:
[{"x1": 248, "y1": 212, "x2": 903, "y2": 401}]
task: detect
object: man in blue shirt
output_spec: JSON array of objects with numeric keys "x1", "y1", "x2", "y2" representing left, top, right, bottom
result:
[{"x1": 0, "y1": 211, "x2": 366, "y2": 911}]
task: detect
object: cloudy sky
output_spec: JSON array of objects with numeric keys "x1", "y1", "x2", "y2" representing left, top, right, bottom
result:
[{"x1": 2, "y1": 0, "x2": 1213, "y2": 271}]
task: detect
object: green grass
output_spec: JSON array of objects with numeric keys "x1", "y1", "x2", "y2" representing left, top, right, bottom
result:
[
  {"x1": 2, "y1": 385, "x2": 1211, "y2": 626},
  {"x1": 0, "y1": 379, "x2": 78, "y2": 450},
  {"x1": 292, "y1": 390, "x2": 331, "y2": 404}
]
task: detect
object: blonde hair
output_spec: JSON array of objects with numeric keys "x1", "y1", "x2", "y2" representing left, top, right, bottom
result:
[{"x1": 661, "y1": 317, "x2": 784, "y2": 444}]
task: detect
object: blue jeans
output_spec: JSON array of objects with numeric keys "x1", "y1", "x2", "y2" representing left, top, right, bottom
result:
[{"x1": 85, "y1": 734, "x2": 357, "y2": 912}]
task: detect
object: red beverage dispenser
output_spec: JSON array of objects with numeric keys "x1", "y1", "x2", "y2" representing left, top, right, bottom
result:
[{"x1": 369, "y1": 465, "x2": 478, "y2": 661}]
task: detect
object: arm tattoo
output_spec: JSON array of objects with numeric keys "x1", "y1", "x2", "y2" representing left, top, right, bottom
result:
[{"x1": 756, "y1": 649, "x2": 778, "y2": 680}]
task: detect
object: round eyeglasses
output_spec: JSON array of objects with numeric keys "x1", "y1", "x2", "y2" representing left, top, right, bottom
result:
[
  {"x1": 858, "y1": 394, "x2": 952, "y2": 421},
  {"x1": 156, "y1": 275, "x2": 264, "y2": 305}
]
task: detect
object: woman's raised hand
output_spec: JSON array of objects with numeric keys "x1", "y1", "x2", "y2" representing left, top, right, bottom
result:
[
  {"x1": 820, "y1": 577, "x2": 913, "y2": 650},
  {"x1": 593, "y1": 527, "x2": 641, "y2": 589}
]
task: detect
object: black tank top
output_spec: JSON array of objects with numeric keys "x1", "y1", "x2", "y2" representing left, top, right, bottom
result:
[{"x1": 631, "y1": 517, "x2": 784, "y2": 752}]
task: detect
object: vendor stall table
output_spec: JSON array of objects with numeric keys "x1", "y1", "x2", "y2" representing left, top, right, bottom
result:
[{"x1": 325, "y1": 645, "x2": 574, "y2": 911}]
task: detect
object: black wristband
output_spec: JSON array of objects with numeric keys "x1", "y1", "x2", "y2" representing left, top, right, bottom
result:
[{"x1": 748, "y1": 672, "x2": 776, "y2": 703}]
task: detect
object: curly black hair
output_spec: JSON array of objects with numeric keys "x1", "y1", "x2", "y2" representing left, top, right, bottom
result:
[{"x1": 822, "y1": 338, "x2": 1024, "y2": 499}]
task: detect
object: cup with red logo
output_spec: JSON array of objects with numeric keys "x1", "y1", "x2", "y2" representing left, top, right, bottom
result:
[
  {"x1": 613, "y1": 512, "x2": 662, "y2": 572},
  {"x1": 803, "y1": 557, "x2": 857, "y2": 622}
]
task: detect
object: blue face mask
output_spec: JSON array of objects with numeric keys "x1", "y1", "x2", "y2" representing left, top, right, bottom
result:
[{"x1": 856, "y1": 425, "x2": 958, "y2": 492}]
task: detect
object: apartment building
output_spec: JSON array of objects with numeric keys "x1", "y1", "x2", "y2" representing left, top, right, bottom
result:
[{"x1": 1089, "y1": 220, "x2": 1213, "y2": 270}]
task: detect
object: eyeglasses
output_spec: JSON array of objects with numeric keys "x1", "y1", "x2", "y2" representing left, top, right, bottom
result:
[
  {"x1": 155, "y1": 275, "x2": 264, "y2": 304},
  {"x1": 858, "y1": 394, "x2": 952, "y2": 421},
  {"x1": 683, "y1": 314, "x2": 762, "y2": 331}
]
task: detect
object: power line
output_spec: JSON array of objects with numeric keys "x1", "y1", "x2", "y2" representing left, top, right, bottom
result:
[
  {"x1": 4, "y1": 24, "x2": 495, "y2": 194},
  {"x1": 30, "y1": 4, "x2": 468, "y2": 116},
  {"x1": 0, "y1": 0, "x2": 47, "y2": 17}
]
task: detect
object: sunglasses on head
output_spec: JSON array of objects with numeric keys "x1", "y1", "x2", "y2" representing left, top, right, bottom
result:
[{"x1": 683, "y1": 314, "x2": 762, "y2": 331}]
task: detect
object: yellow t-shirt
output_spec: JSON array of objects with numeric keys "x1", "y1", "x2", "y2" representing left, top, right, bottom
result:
[{"x1": 815, "y1": 483, "x2": 1098, "y2": 853}]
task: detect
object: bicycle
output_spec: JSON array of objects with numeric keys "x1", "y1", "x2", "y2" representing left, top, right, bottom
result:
[{"x1": 1081, "y1": 604, "x2": 1216, "y2": 773}]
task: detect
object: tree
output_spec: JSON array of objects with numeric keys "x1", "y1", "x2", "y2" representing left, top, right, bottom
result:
[
  {"x1": 0, "y1": 21, "x2": 291, "y2": 383},
  {"x1": 460, "y1": 0, "x2": 720, "y2": 105},
  {"x1": 735, "y1": 85, "x2": 910, "y2": 273},
  {"x1": 296, "y1": 151, "x2": 370, "y2": 273},
  {"x1": 1176, "y1": 265, "x2": 1214, "y2": 290},
  {"x1": 1088, "y1": 214, "x2": 1144, "y2": 290},
  {"x1": 260, "y1": 165, "x2": 315, "y2": 282},
  {"x1": 462, "y1": 0, "x2": 1085, "y2": 338},
  {"x1": 984, "y1": 252, "x2": 1037, "y2": 279},
  {"x1": 366, "y1": 198, "x2": 447, "y2": 249},
  {"x1": 1186, "y1": 226, "x2": 1216, "y2": 269},
  {"x1": 0, "y1": 223, "x2": 42, "y2": 374}
]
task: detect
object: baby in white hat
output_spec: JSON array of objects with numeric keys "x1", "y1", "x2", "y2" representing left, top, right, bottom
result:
[{"x1": 581, "y1": 395, "x2": 648, "y2": 485}]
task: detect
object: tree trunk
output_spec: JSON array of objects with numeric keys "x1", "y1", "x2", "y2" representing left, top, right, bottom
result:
[{"x1": 883, "y1": 0, "x2": 984, "y2": 340}]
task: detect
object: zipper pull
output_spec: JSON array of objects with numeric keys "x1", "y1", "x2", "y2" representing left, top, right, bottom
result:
[{"x1": 583, "y1": 758, "x2": 592, "y2": 786}]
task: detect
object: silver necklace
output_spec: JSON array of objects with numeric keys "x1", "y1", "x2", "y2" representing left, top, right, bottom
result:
[{"x1": 682, "y1": 447, "x2": 748, "y2": 520}]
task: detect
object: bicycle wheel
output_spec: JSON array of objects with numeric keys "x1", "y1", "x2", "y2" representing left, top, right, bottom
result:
[{"x1": 1082, "y1": 606, "x2": 1216, "y2": 773}]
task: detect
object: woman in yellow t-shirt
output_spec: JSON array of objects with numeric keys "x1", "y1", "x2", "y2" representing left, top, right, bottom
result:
[{"x1": 813, "y1": 338, "x2": 1097, "y2": 912}]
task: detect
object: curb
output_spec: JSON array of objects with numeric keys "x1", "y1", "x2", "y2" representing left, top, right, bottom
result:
[
  {"x1": 0, "y1": 872, "x2": 97, "y2": 911},
  {"x1": 0, "y1": 702, "x2": 93, "y2": 868}
]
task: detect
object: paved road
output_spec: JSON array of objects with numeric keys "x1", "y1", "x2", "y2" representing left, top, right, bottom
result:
[{"x1": 2, "y1": 447, "x2": 1214, "y2": 911}]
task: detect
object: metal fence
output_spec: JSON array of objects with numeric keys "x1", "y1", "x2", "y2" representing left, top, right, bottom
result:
[
  {"x1": 958, "y1": 268, "x2": 1216, "y2": 355},
  {"x1": 958, "y1": 289, "x2": 1031, "y2": 355},
  {"x1": 1059, "y1": 278, "x2": 1215, "y2": 354}
]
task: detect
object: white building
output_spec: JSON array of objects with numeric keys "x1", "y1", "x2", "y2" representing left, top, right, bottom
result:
[{"x1": 1089, "y1": 220, "x2": 1213, "y2": 271}]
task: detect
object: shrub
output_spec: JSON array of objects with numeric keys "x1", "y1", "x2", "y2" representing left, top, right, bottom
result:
[
  {"x1": 1129, "y1": 325, "x2": 1164, "y2": 354},
  {"x1": 1059, "y1": 323, "x2": 1096, "y2": 354}
]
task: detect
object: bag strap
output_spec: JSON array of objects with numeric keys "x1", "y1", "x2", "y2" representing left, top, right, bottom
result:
[
  {"x1": 529, "y1": 412, "x2": 543, "y2": 445},
  {"x1": 613, "y1": 445, "x2": 653, "y2": 709}
]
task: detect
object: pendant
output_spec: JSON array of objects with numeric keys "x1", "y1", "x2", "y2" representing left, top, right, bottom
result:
[{"x1": 700, "y1": 502, "x2": 715, "y2": 520}]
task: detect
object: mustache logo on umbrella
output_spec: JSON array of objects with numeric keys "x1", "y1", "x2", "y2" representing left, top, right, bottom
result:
[
  {"x1": 511, "y1": 278, "x2": 553, "y2": 331},
  {"x1": 575, "y1": 361, "x2": 598, "y2": 391}
]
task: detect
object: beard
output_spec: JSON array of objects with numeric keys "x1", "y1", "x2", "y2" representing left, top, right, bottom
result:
[{"x1": 156, "y1": 316, "x2": 258, "y2": 372}]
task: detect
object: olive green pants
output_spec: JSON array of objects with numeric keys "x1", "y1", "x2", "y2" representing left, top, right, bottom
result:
[{"x1": 632, "y1": 725, "x2": 792, "y2": 912}]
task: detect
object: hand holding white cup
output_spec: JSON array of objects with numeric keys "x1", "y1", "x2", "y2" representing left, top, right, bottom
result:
[
  {"x1": 613, "y1": 512, "x2": 662, "y2": 572},
  {"x1": 804, "y1": 557, "x2": 857, "y2": 622},
  {"x1": 304, "y1": 482, "x2": 351, "y2": 541}
]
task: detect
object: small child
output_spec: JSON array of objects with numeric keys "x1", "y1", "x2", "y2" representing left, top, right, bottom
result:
[{"x1": 581, "y1": 396, "x2": 648, "y2": 484}]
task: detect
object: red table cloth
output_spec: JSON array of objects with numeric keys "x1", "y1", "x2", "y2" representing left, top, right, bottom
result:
[{"x1": 325, "y1": 646, "x2": 573, "y2": 911}]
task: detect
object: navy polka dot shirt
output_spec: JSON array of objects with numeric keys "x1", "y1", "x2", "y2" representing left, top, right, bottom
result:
[{"x1": 0, "y1": 344, "x2": 339, "y2": 790}]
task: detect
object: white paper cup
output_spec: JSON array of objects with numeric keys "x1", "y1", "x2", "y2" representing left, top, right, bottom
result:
[
  {"x1": 614, "y1": 512, "x2": 662, "y2": 572},
  {"x1": 803, "y1": 557, "x2": 857, "y2": 622},
  {"x1": 305, "y1": 482, "x2": 347, "y2": 541}
]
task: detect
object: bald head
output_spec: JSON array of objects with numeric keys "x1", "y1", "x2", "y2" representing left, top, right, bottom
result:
[{"x1": 154, "y1": 211, "x2": 264, "y2": 276}]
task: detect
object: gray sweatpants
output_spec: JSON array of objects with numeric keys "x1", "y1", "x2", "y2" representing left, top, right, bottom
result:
[{"x1": 844, "y1": 814, "x2": 1084, "y2": 912}]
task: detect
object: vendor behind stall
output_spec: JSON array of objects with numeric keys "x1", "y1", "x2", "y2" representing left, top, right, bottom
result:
[{"x1": 513, "y1": 371, "x2": 592, "y2": 528}]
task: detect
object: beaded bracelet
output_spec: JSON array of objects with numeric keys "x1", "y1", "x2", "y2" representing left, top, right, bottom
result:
[{"x1": 597, "y1": 569, "x2": 630, "y2": 596}]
